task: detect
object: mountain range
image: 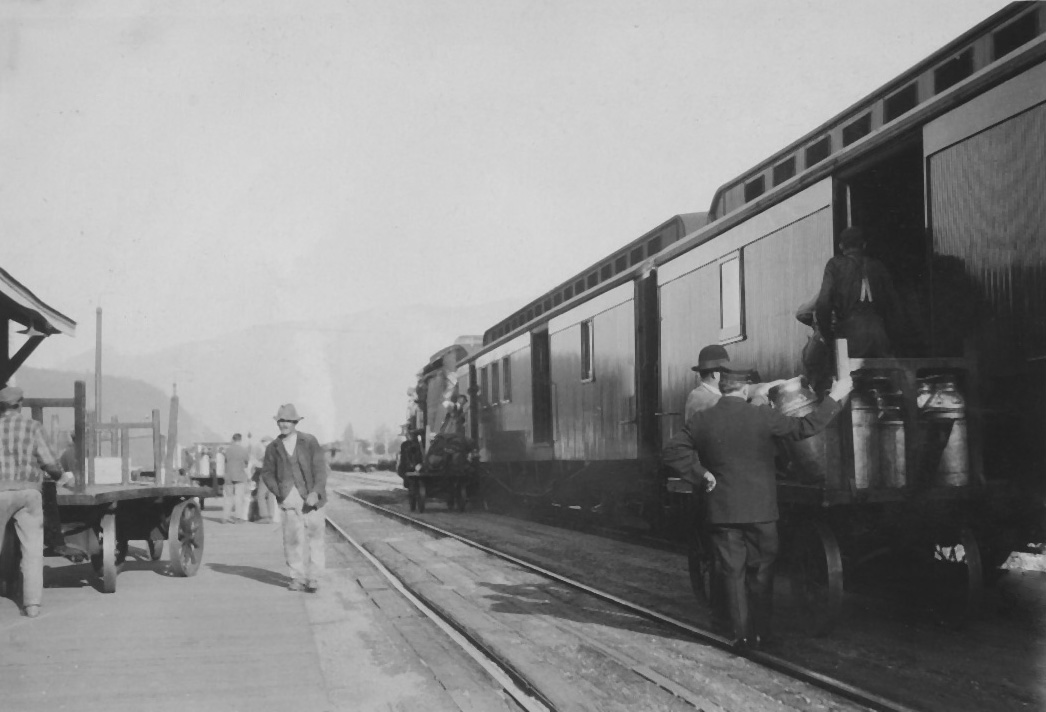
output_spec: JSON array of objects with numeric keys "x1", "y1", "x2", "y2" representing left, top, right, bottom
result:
[{"x1": 47, "y1": 299, "x2": 517, "y2": 445}]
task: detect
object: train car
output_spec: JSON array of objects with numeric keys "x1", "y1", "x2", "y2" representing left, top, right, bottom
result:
[{"x1": 416, "y1": 3, "x2": 1046, "y2": 629}]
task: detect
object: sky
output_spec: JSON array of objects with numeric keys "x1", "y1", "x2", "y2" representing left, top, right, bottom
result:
[{"x1": 0, "y1": 0, "x2": 1012, "y2": 438}]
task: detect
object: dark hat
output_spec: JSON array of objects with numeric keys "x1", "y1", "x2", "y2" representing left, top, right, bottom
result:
[
  {"x1": 720, "y1": 366, "x2": 756, "y2": 386},
  {"x1": 691, "y1": 344, "x2": 730, "y2": 372},
  {"x1": 839, "y1": 226, "x2": 867, "y2": 249},
  {"x1": 0, "y1": 386, "x2": 24, "y2": 405},
  {"x1": 274, "y1": 403, "x2": 302, "y2": 421}
]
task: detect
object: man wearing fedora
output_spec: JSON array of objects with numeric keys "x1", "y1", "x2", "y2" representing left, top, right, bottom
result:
[
  {"x1": 685, "y1": 344, "x2": 730, "y2": 421},
  {"x1": 259, "y1": 404, "x2": 328, "y2": 592},
  {"x1": 0, "y1": 386, "x2": 65, "y2": 618},
  {"x1": 664, "y1": 367, "x2": 852, "y2": 649}
]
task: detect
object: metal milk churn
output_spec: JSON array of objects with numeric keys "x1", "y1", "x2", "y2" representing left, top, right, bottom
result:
[
  {"x1": 769, "y1": 376, "x2": 828, "y2": 485},
  {"x1": 873, "y1": 378, "x2": 906, "y2": 488},
  {"x1": 850, "y1": 381, "x2": 881, "y2": 489},
  {"x1": 920, "y1": 376, "x2": 969, "y2": 486}
]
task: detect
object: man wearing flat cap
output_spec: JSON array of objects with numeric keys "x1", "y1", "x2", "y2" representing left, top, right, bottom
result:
[
  {"x1": 663, "y1": 367, "x2": 853, "y2": 649},
  {"x1": 0, "y1": 386, "x2": 64, "y2": 618},
  {"x1": 814, "y1": 226, "x2": 904, "y2": 358},
  {"x1": 259, "y1": 404, "x2": 328, "y2": 592}
]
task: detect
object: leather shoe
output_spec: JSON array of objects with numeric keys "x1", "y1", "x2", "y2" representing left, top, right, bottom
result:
[
  {"x1": 305, "y1": 581, "x2": 319, "y2": 593},
  {"x1": 730, "y1": 637, "x2": 750, "y2": 652},
  {"x1": 23, "y1": 605, "x2": 40, "y2": 618},
  {"x1": 288, "y1": 580, "x2": 305, "y2": 592}
]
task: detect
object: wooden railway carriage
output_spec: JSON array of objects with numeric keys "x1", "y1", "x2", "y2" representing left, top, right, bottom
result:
[
  {"x1": 0, "y1": 267, "x2": 215, "y2": 599},
  {"x1": 420, "y1": 3, "x2": 1046, "y2": 632}
]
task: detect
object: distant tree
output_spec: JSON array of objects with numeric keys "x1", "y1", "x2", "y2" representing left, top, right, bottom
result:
[{"x1": 342, "y1": 423, "x2": 355, "y2": 454}]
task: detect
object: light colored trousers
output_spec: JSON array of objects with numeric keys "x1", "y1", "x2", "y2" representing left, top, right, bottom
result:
[
  {"x1": 279, "y1": 487, "x2": 325, "y2": 584},
  {"x1": 0, "y1": 489, "x2": 44, "y2": 607},
  {"x1": 222, "y1": 481, "x2": 249, "y2": 521}
]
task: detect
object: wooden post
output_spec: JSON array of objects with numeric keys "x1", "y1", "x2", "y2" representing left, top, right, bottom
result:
[
  {"x1": 87, "y1": 411, "x2": 96, "y2": 486},
  {"x1": 152, "y1": 409, "x2": 162, "y2": 482},
  {"x1": 835, "y1": 338, "x2": 850, "y2": 380},
  {"x1": 164, "y1": 389, "x2": 178, "y2": 485},
  {"x1": 120, "y1": 427, "x2": 130, "y2": 485},
  {"x1": 74, "y1": 381, "x2": 86, "y2": 493}
]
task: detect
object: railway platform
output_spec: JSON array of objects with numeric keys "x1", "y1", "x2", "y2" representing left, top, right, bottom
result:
[{"x1": 0, "y1": 500, "x2": 508, "y2": 712}]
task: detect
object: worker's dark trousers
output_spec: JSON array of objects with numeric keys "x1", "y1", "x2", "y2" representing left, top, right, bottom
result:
[
  {"x1": 710, "y1": 522, "x2": 778, "y2": 641},
  {"x1": 41, "y1": 480, "x2": 64, "y2": 550},
  {"x1": 837, "y1": 312, "x2": 892, "y2": 358}
]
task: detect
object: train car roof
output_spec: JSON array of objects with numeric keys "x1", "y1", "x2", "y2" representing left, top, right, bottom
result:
[
  {"x1": 0, "y1": 265, "x2": 76, "y2": 336},
  {"x1": 708, "y1": 2, "x2": 1043, "y2": 220}
]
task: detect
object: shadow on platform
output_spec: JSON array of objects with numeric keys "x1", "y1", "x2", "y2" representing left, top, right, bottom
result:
[{"x1": 207, "y1": 562, "x2": 291, "y2": 588}]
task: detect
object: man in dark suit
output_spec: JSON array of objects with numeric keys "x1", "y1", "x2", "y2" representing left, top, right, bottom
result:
[
  {"x1": 663, "y1": 367, "x2": 852, "y2": 648},
  {"x1": 259, "y1": 404, "x2": 329, "y2": 592}
]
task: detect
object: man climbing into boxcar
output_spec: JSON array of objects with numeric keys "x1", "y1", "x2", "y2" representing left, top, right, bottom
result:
[
  {"x1": 814, "y1": 226, "x2": 904, "y2": 358},
  {"x1": 663, "y1": 367, "x2": 853, "y2": 649},
  {"x1": 0, "y1": 386, "x2": 66, "y2": 618}
]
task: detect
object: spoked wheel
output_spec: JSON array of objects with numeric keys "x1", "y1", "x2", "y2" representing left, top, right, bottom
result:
[
  {"x1": 408, "y1": 481, "x2": 418, "y2": 512},
  {"x1": 90, "y1": 513, "x2": 119, "y2": 594},
  {"x1": 416, "y1": 480, "x2": 427, "y2": 514},
  {"x1": 686, "y1": 528, "x2": 714, "y2": 604},
  {"x1": 929, "y1": 525, "x2": 984, "y2": 627},
  {"x1": 455, "y1": 480, "x2": 468, "y2": 513},
  {"x1": 167, "y1": 499, "x2": 204, "y2": 577},
  {"x1": 789, "y1": 520, "x2": 844, "y2": 636}
]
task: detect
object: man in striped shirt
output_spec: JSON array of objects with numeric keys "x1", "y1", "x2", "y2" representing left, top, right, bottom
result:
[{"x1": 0, "y1": 386, "x2": 63, "y2": 618}]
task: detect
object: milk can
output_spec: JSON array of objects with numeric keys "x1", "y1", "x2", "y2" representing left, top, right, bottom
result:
[
  {"x1": 874, "y1": 380, "x2": 906, "y2": 488},
  {"x1": 850, "y1": 384, "x2": 880, "y2": 489},
  {"x1": 769, "y1": 377, "x2": 829, "y2": 485},
  {"x1": 917, "y1": 375, "x2": 969, "y2": 486}
]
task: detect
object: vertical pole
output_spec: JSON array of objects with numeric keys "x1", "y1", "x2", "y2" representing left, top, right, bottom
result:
[
  {"x1": 74, "y1": 381, "x2": 86, "y2": 493},
  {"x1": 87, "y1": 412, "x2": 96, "y2": 487},
  {"x1": 95, "y1": 307, "x2": 102, "y2": 433},
  {"x1": 151, "y1": 408, "x2": 162, "y2": 484},
  {"x1": 165, "y1": 386, "x2": 179, "y2": 485},
  {"x1": 120, "y1": 427, "x2": 130, "y2": 485},
  {"x1": 110, "y1": 415, "x2": 118, "y2": 457}
]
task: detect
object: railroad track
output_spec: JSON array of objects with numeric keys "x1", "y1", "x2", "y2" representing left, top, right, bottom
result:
[{"x1": 330, "y1": 490, "x2": 919, "y2": 712}]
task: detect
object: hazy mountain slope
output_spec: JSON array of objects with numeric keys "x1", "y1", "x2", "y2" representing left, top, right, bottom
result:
[{"x1": 54, "y1": 299, "x2": 517, "y2": 443}]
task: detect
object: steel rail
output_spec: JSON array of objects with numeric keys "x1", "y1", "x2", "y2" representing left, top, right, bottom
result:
[
  {"x1": 323, "y1": 513, "x2": 554, "y2": 712},
  {"x1": 336, "y1": 489, "x2": 923, "y2": 712}
]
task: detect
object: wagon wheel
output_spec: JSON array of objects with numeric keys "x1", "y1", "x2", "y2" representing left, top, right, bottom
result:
[
  {"x1": 167, "y1": 499, "x2": 204, "y2": 577},
  {"x1": 929, "y1": 525, "x2": 984, "y2": 627},
  {"x1": 416, "y1": 480, "x2": 427, "y2": 514},
  {"x1": 687, "y1": 528, "x2": 714, "y2": 605},
  {"x1": 408, "y1": 480, "x2": 418, "y2": 512},
  {"x1": 90, "y1": 513, "x2": 118, "y2": 594},
  {"x1": 790, "y1": 520, "x2": 844, "y2": 636},
  {"x1": 455, "y1": 480, "x2": 468, "y2": 513}
]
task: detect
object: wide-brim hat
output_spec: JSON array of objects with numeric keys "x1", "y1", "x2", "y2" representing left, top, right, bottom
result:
[
  {"x1": 691, "y1": 344, "x2": 730, "y2": 372},
  {"x1": 0, "y1": 386, "x2": 24, "y2": 405},
  {"x1": 274, "y1": 403, "x2": 302, "y2": 422}
]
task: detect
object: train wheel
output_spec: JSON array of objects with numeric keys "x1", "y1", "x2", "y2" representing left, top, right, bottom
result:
[
  {"x1": 167, "y1": 499, "x2": 204, "y2": 577},
  {"x1": 686, "y1": 529, "x2": 713, "y2": 604},
  {"x1": 456, "y1": 481, "x2": 468, "y2": 513},
  {"x1": 417, "y1": 481, "x2": 427, "y2": 514},
  {"x1": 408, "y1": 481, "x2": 418, "y2": 512},
  {"x1": 929, "y1": 525, "x2": 984, "y2": 627},
  {"x1": 790, "y1": 520, "x2": 843, "y2": 636}
]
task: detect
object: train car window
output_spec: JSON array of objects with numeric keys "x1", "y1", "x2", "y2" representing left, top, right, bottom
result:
[
  {"x1": 934, "y1": 48, "x2": 974, "y2": 93},
  {"x1": 543, "y1": 298, "x2": 552, "y2": 312},
  {"x1": 743, "y1": 175, "x2": 765, "y2": 202},
  {"x1": 884, "y1": 82, "x2": 918, "y2": 122},
  {"x1": 574, "y1": 279, "x2": 585, "y2": 294},
  {"x1": 553, "y1": 292, "x2": 563, "y2": 306},
  {"x1": 580, "y1": 319, "x2": 595, "y2": 382},
  {"x1": 600, "y1": 264, "x2": 612, "y2": 281},
  {"x1": 615, "y1": 255, "x2": 628, "y2": 273},
  {"x1": 480, "y1": 367, "x2": 490, "y2": 406},
  {"x1": 772, "y1": 157, "x2": 796, "y2": 186},
  {"x1": 534, "y1": 304, "x2": 543, "y2": 317},
  {"x1": 994, "y1": 12, "x2": 1039, "y2": 60},
  {"x1": 805, "y1": 135, "x2": 831, "y2": 167},
  {"x1": 525, "y1": 308, "x2": 534, "y2": 322},
  {"x1": 563, "y1": 286, "x2": 573, "y2": 300},
  {"x1": 491, "y1": 360, "x2": 501, "y2": 403},
  {"x1": 630, "y1": 246, "x2": 644, "y2": 266},
  {"x1": 719, "y1": 252, "x2": 744, "y2": 342},
  {"x1": 647, "y1": 234, "x2": 662, "y2": 255},
  {"x1": 842, "y1": 113, "x2": 872, "y2": 146},
  {"x1": 587, "y1": 272, "x2": 598, "y2": 289},
  {"x1": 502, "y1": 357, "x2": 512, "y2": 402}
]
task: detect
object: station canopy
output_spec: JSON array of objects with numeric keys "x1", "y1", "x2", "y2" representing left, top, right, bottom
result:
[{"x1": 0, "y1": 265, "x2": 76, "y2": 383}]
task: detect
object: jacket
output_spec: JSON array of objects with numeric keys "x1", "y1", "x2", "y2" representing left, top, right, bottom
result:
[
  {"x1": 663, "y1": 395, "x2": 841, "y2": 523},
  {"x1": 259, "y1": 431, "x2": 328, "y2": 507}
]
